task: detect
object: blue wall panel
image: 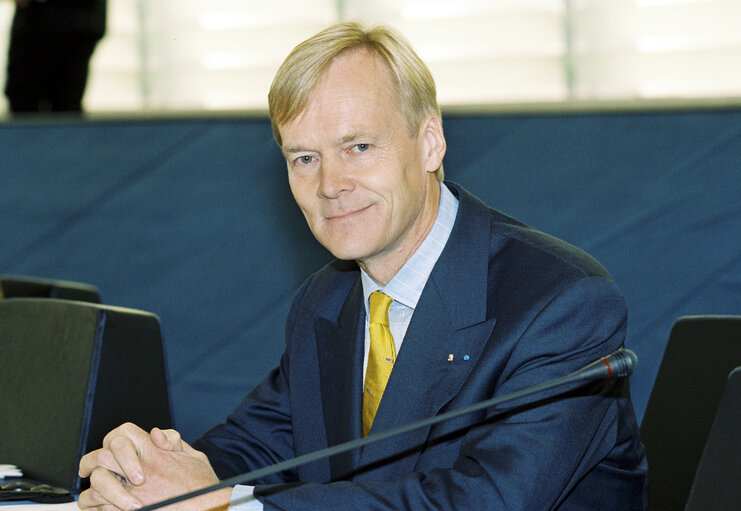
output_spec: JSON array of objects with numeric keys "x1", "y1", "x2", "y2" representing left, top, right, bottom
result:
[{"x1": 1, "y1": 110, "x2": 739, "y2": 441}]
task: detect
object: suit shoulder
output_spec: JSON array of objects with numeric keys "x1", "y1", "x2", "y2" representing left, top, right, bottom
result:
[
  {"x1": 490, "y1": 213, "x2": 613, "y2": 281},
  {"x1": 450, "y1": 182, "x2": 613, "y2": 281}
]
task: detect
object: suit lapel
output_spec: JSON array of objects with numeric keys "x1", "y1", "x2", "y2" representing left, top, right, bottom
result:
[
  {"x1": 316, "y1": 277, "x2": 365, "y2": 480},
  {"x1": 356, "y1": 183, "x2": 497, "y2": 479}
]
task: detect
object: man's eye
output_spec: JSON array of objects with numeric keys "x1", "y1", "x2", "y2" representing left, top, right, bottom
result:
[
  {"x1": 355, "y1": 143, "x2": 370, "y2": 152},
  {"x1": 296, "y1": 155, "x2": 315, "y2": 165}
]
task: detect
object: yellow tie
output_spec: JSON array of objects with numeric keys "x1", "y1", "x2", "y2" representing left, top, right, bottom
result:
[{"x1": 362, "y1": 291, "x2": 397, "y2": 437}]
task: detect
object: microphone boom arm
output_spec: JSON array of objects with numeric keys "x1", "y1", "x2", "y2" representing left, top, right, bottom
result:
[{"x1": 137, "y1": 348, "x2": 637, "y2": 511}]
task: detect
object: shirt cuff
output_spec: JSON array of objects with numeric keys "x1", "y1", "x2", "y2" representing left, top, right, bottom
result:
[{"x1": 229, "y1": 484, "x2": 263, "y2": 511}]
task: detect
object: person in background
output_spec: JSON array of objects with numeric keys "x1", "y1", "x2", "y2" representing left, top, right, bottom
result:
[
  {"x1": 4, "y1": 0, "x2": 106, "y2": 114},
  {"x1": 76, "y1": 21, "x2": 648, "y2": 511}
]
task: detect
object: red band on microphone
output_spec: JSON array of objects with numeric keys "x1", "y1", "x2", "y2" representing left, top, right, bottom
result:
[{"x1": 600, "y1": 357, "x2": 612, "y2": 379}]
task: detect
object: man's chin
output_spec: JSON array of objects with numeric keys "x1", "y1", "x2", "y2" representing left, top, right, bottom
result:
[{"x1": 321, "y1": 240, "x2": 377, "y2": 263}]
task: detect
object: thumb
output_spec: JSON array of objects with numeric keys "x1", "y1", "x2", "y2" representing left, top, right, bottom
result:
[{"x1": 150, "y1": 427, "x2": 184, "y2": 452}]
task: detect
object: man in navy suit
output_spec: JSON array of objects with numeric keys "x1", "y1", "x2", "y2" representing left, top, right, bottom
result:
[{"x1": 78, "y1": 22, "x2": 647, "y2": 510}]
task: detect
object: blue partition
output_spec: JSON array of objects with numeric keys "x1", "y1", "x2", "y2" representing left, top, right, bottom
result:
[{"x1": 1, "y1": 108, "x2": 739, "y2": 441}]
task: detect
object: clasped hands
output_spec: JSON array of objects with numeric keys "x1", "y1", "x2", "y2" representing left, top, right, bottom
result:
[{"x1": 77, "y1": 423, "x2": 231, "y2": 511}]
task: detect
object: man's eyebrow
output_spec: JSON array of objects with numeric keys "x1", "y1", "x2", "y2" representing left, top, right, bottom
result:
[
  {"x1": 283, "y1": 133, "x2": 368, "y2": 155},
  {"x1": 282, "y1": 145, "x2": 312, "y2": 155},
  {"x1": 338, "y1": 133, "x2": 361, "y2": 144}
]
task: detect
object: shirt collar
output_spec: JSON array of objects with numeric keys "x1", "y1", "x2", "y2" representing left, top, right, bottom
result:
[{"x1": 361, "y1": 182, "x2": 459, "y2": 311}]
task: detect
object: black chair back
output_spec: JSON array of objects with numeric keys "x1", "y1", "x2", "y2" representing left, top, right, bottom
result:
[
  {"x1": 0, "y1": 298, "x2": 172, "y2": 490},
  {"x1": 0, "y1": 274, "x2": 101, "y2": 303},
  {"x1": 640, "y1": 315, "x2": 741, "y2": 511},
  {"x1": 684, "y1": 368, "x2": 741, "y2": 511}
]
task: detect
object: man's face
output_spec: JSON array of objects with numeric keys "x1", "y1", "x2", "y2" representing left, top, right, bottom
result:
[{"x1": 279, "y1": 49, "x2": 445, "y2": 283}]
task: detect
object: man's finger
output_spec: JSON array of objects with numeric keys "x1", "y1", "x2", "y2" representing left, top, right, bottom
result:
[
  {"x1": 79, "y1": 448, "x2": 123, "y2": 479},
  {"x1": 107, "y1": 434, "x2": 146, "y2": 486},
  {"x1": 77, "y1": 486, "x2": 112, "y2": 509},
  {"x1": 85, "y1": 468, "x2": 143, "y2": 510},
  {"x1": 150, "y1": 427, "x2": 183, "y2": 452},
  {"x1": 102, "y1": 423, "x2": 148, "y2": 451}
]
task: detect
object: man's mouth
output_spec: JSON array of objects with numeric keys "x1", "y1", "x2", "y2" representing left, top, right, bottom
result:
[{"x1": 324, "y1": 204, "x2": 372, "y2": 221}]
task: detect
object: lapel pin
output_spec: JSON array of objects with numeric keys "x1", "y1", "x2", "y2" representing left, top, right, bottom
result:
[
  {"x1": 464, "y1": 355, "x2": 470, "y2": 361},
  {"x1": 447, "y1": 353, "x2": 454, "y2": 362}
]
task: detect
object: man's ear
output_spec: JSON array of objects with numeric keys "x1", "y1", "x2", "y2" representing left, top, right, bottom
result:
[{"x1": 420, "y1": 115, "x2": 446, "y2": 174}]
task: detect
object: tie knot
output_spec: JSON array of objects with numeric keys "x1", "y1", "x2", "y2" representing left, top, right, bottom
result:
[{"x1": 369, "y1": 291, "x2": 393, "y2": 326}]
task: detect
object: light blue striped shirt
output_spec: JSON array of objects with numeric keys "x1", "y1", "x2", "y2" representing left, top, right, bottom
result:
[
  {"x1": 360, "y1": 182, "x2": 459, "y2": 376},
  {"x1": 230, "y1": 182, "x2": 459, "y2": 510}
]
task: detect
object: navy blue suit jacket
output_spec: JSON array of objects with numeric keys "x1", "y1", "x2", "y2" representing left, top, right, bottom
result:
[{"x1": 194, "y1": 183, "x2": 648, "y2": 510}]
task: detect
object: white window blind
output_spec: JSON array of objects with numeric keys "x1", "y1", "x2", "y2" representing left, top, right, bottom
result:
[
  {"x1": 343, "y1": 0, "x2": 569, "y2": 105},
  {"x1": 0, "y1": 3, "x2": 13, "y2": 112},
  {"x1": 0, "y1": 0, "x2": 739, "y2": 114},
  {"x1": 569, "y1": 0, "x2": 741, "y2": 99},
  {"x1": 87, "y1": 0, "x2": 338, "y2": 111}
]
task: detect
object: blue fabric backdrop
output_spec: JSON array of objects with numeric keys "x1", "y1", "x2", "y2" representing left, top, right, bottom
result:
[{"x1": 1, "y1": 109, "x2": 739, "y2": 442}]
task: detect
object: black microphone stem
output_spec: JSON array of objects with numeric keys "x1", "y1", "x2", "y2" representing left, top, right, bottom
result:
[{"x1": 137, "y1": 348, "x2": 636, "y2": 511}]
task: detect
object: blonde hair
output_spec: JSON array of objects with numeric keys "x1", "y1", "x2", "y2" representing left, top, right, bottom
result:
[{"x1": 268, "y1": 21, "x2": 444, "y2": 180}]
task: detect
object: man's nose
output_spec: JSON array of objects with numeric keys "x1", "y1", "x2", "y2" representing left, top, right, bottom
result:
[{"x1": 318, "y1": 156, "x2": 352, "y2": 199}]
